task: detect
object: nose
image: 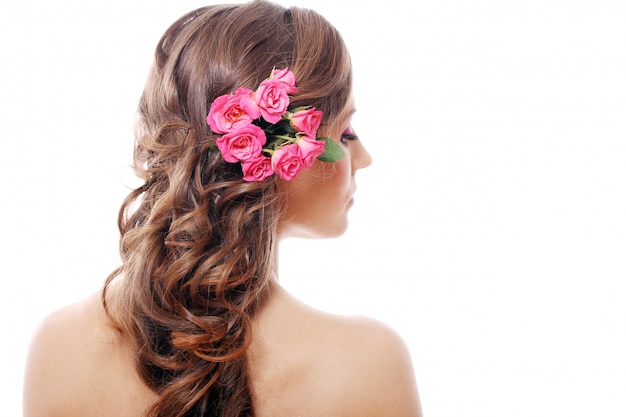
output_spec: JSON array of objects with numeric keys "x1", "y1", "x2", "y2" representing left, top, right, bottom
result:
[{"x1": 352, "y1": 137, "x2": 372, "y2": 172}]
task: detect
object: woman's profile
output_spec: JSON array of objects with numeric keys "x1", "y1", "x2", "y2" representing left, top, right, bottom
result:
[{"x1": 22, "y1": 1, "x2": 422, "y2": 416}]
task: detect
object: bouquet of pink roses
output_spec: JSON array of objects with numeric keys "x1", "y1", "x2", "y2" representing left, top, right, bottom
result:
[{"x1": 206, "y1": 68, "x2": 344, "y2": 181}]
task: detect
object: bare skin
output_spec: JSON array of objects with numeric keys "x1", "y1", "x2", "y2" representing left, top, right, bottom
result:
[
  {"x1": 23, "y1": 286, "x2": 157, "y2": 417},
  {"x1": 248, "y1": 282, "x2": 423, "y2": 417},
  {"x1": 23, "y1": 280, "x2": 422, "y2": 417}
]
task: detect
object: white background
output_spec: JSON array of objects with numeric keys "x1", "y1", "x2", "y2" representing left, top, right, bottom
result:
[{"x1": 1, "y1": 0, "x2": 625, "y2": 416}]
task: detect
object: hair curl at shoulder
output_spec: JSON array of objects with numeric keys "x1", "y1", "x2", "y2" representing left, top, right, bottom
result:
[{"x1": 103, "y1": 1, "x2": 352, "y2": 416}]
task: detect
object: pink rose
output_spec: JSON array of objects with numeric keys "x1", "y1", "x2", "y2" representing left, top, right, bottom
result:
[
  {"x1": 255, "y1": 79, "x2": 289, "y2": 124},
  {"x1": 272, "y1": 143, "x2": 303, "y2": 181},
  {"x1": 296, "y1": 136, "x2": 326, "y2": 169},
  {"x1": 207, "y1": 88, "x2": 260, "y2": 134},
  {"x1": 242, "y1": 156, "x2": 274, "y2": 181},
  {"x1": 216, "y1": 125, "x2": 266, "y2": 163},
  {"x1": 290, "y1": 107, "x2": 323, "y2": 138},
  {"x1": 272, "y1": 68, "x2": 298, "y2": 94}
]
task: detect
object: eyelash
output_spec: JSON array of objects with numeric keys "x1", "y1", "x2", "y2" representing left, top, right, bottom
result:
[{"x1": 340, "y1": 132, "x2": 358, "y2": 146}]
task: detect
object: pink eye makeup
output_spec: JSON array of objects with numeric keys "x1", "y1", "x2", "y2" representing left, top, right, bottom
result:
[{"x1": 340, "y1": 127, "x2": 358, "y2": 145}]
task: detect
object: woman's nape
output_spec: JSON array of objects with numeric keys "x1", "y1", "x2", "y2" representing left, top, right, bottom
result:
[{"x1": 22, "y1": 1, "x2": 422, "y2": 416}]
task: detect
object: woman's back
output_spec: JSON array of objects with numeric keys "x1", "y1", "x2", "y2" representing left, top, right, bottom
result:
[
  {"x1": 22, "y1": 2, "x2": 422, "y2": 415},
  {"x1": 24, "y1": 282, "x2": 421, "y2": 417}
]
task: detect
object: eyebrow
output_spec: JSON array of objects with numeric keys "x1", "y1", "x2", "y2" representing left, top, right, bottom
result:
[{"x1": 341, "y1": 108, "x2": 357, "y2": 121}]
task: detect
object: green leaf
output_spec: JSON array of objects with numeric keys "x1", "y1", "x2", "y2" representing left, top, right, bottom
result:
[
  {"x1": 289, "y1": 105, "x2": 312, "y2": 113},
  {"x1": 317, "y1": 137, "x2": 345, "y2": 162}
]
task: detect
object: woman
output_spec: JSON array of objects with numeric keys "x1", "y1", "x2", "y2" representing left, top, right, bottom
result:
[{"x1": 23, "y1": 1, "x2": 422, "y2": 416}]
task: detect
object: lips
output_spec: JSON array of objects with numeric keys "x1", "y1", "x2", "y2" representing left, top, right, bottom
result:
[{"x1": 347, "y1": 184, "x2": 357, "y2": 206}]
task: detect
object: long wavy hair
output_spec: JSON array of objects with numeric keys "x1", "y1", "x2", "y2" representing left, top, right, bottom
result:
[{"x1": 102, "y1": 1, "x2": 352, "y2": 416}]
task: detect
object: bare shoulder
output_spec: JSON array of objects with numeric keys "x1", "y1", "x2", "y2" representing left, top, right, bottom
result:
[
  {"x1": 250, "y1": 285, "x2": 423, "y2": 417},
  {"x1": 22, "y1": 290, "x2": 155, "y2": 417},
  {"x1": 323, "y1": 314, "x2": 423, "y2": 417},
  {"x1": 23, "y1": 293, "x2": 100, "y2": 417}
]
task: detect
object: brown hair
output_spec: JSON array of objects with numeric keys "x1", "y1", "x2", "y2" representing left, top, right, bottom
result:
[{"x1": 102, "y1": 1, "x2": 352, "y2": 416}]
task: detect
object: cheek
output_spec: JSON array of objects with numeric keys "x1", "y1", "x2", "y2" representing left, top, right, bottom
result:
[
  {"x1": 324, "y1": 155, "x2": 351, "y2": 191},
  {"x1": 280, "y1": 160, "x2": 346, "y2": 211},
  {"x1": 276, "y1": 157, "x2": 352, "y2": 238}
]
